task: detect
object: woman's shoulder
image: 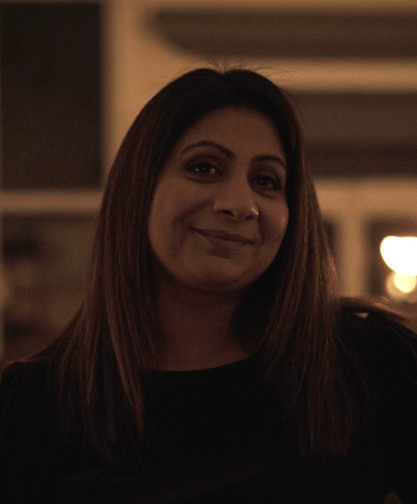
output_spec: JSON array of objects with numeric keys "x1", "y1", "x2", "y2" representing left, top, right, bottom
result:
[
  {"x1": 340, "y1": 303, "x2": 417, "y2": 387},
  {"x1": 340, "y1": 305, "x2": 417, "y2": 502},
  {"x1": 340, "y1": 301, "x2": 416, "y2": 344}
]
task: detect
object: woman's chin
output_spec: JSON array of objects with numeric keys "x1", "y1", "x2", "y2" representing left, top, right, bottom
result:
[
  {"x1": 155, "y1": 263, "x2": 258, "y2": 298},
  {"x1": 184, "y1": 272, "x2": 253, "y2": 297}
]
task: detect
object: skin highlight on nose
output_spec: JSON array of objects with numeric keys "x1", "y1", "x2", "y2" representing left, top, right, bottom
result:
[{"x1": 211, "y1": 178, "x2": 260, "y2": 221}]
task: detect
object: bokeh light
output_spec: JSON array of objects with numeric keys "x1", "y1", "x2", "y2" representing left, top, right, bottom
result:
[
  {"x1": 393, "y1": 272, "x2": 417, "y2": 294},
  {"x1": 380, "y1": 236, "x2": 417, "y2": 276},
  {"x1": 385, "y1": 271, "x2": 417, "y2": 302}
]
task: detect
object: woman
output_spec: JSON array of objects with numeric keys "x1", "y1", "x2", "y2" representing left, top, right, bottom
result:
[{"x1": 0, "y1": 68, "x2": 416, "y2": 503}]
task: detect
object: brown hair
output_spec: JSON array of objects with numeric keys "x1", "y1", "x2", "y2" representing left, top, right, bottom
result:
[{"x1": 55, "y1": 68, "x2": 372, "y2": 459}]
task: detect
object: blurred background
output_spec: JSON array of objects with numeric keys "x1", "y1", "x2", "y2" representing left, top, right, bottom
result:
[{"x1": 0, "y1": 0, "x2": 416, "y2": 372}]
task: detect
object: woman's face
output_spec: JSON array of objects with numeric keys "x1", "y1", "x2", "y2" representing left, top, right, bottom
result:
[{"x1": 148, "y1": 106, "x2": 289, "y2": 295}]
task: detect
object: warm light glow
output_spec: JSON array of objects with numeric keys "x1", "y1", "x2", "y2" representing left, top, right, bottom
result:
[
  {"x1": 393, "y1": 272, "x2": 417, "y2": 294},
  {"x1": 385, "y1": 271, "x2": 417, "y2": 302},
  {"x1": 380, "y1": 236, "x2": 417, "y2": 276}
]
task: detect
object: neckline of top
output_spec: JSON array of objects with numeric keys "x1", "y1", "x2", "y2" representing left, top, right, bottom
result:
[{"x1": 152, "y1": 354, "x2": 257, "y2": 376}]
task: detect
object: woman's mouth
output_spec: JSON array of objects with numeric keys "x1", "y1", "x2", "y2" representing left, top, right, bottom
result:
[{"x1": 193, "y1": 228, "x2": 253, "y2": 249}]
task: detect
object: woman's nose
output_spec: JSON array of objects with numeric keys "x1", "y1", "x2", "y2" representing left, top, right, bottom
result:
[{"x1": 212, "y1": 179, "x2": 259, "y2": 221}]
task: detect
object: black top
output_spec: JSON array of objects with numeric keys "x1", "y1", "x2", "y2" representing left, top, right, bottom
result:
[{"x1": 1, "y1": 312, "x2": 417, "y2": 503}]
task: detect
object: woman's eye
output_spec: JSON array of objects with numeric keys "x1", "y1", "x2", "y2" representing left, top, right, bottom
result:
[
  {"x1": 186, "y1": 162, "x2": 220, "y2": 177},
  {"x1": 252, "y1": 174, "x2": 281, "y2": 191}
]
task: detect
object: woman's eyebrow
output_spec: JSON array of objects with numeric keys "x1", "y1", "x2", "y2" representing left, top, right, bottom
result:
[
  {"x1": 180, "y1": 140, "x2": 232, "y2": 157},
  {"x1": 253, "y1": 154, "x2": 287, "y2": 171}
]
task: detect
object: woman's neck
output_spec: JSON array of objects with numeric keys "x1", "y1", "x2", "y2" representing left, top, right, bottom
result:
[{"x1": 155, "y1": 282, "x2": 250, "y2": 371}]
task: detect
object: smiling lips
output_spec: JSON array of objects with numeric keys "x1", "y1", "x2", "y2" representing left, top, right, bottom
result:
[{"x1": 194, "y1": 228, "x2": 253, "y2": 248}]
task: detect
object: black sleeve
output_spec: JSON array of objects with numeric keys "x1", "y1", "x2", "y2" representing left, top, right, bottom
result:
[
  {"x1": 0, "y1": 362, "x2": 59, "y2": 503},
  {"x1": 365, "y1": 314, "x2": 417, "y2": 504}
]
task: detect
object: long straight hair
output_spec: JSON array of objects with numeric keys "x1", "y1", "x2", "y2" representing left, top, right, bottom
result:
[{"x1": 56, "y1": 68, "x2": 370, "y2": 459}]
